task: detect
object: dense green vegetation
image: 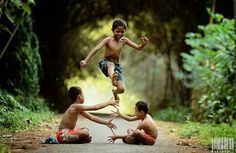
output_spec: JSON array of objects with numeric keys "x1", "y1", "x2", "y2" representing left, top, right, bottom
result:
[
  {"x1": 181, "y1": 12, "x2": 236, "y2": 124},
  {"x1": 0, "y1": 0, "x2": 53, "y2": 131}
]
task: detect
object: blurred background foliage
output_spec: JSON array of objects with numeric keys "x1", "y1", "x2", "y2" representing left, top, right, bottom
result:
[{"x1": 0, "y1": 0, "x2": 235, "y2": 130}]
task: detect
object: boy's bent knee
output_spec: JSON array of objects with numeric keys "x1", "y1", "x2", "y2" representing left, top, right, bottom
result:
[
  {"x1": 133, "y1": 129, "x2": 142, "y2": 136},
  {"x1": 80, "y1": 129, "x2": 89, "y2": 138},
  {"x1": 107, "y1": 62, "x2": 115, "y2": 67},
  {"x1": 123, "y1": 136, "x2": 135, "y2": 144},
  {"x1": 117, "y1": 87, "x2": 125, "y2": 93}
]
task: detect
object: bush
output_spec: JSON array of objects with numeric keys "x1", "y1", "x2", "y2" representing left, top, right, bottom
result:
[
  {"x1": 0, "y1": 89, "x2": 53, "y2": 131},
  {"x1": 181, "y1": 11, "x2": 236, "y2": 123},
  {"x1": 154, "y1": 106, "x2": 192, "y2": 123}
]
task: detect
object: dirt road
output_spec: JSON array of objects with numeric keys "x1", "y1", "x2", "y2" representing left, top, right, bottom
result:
[{"x1": 24, "y1": 114, "x2": 210, "y2": 153}]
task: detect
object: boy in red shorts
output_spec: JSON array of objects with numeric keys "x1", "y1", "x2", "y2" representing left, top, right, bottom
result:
[
  {"x1": 57, "y1": 86, "x2": 118, "y2": 143},
  {"x1": 108, "y1": 101, "x2": 157, "y2": 145}
]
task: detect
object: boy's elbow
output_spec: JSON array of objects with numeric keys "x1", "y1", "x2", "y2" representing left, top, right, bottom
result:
[
  {"x1": 137, "y1": 46, "x2": 144, "y2": 50},
  {"x1": 94, "y1": 105, "x2": 99, "y2": 110},
  {"x1": 136, "y1": 47, "x2": 142, "y2": 50}
]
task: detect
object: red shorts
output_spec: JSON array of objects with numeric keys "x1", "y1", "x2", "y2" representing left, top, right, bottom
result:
[
  {"x1": 141, "y1": 133, "x2": 156, "y2": 145},
  {"x1": 57, "y1": 128, "x2": 80, "y2": 143}
]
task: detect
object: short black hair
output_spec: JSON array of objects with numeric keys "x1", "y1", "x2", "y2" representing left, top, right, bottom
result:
[
  {"x1": 135, "y1": 101, "x2": 148, "y2": 114},
  {"x1": 112, "y1": 19, "x2": 127, "y2": 30},
  {"x1": 68, "y1": 86, "x2": 82, "y2": 102}
]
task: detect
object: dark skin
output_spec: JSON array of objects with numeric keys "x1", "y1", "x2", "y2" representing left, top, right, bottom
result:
[
  {"x1": 80, "y1": 25, "x2": 148, "y2": 100},
  {"x1": 107, "y1": 106, "x2": 157, "y2": 144},
  {"x1": 58, "y1": 92, "x2": 119, "y2": 140}
]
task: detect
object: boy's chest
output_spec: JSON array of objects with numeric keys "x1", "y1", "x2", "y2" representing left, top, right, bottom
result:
[{"x1": 107, "y1": 40, "x2": 125, "y2": 51}]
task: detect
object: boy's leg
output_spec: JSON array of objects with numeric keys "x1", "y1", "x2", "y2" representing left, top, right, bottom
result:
[
  {"x1": 123, "y1": 135, "x2": 136, "y2": 144},
  {"x1": 107, "y1": 62, "x2": 118, "y2": 86},
  {"x1": 78, "y1": 127, "x2": 91, "y2": 143},
  {"x1": 133, "y1": 129, "x2": 156, "y2": 145},
  {"x1": 112, "y1": 80, "x2": 125, "y2": 100},
  {"x1": 65, "y1": 128, "x2": 91, "y2": 143},
  {"x1": 127, "y1": 128, "x2": 135, "y2": 135}
]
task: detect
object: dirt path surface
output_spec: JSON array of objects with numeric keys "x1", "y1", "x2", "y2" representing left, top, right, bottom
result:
[{"x1": 5, "y1": 114, "x2": 210, "y2": 153}]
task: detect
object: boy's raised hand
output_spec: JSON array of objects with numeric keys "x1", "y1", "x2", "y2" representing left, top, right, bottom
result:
[
  {"x1": 80, "y1": 60, "x2": 87, "y2": 68},
  {"x1": 108, "y1": 97, "x2": 119, "y2": 107},
  {"x1": 110, "y1": 105, "x2": 120, "y2": 118},
  {"x1": 141, "y1": 35, "x2": 149, "y2": 44},
  {"x1": 106, "y1": 120, "x2": 117, "y2": 131}
]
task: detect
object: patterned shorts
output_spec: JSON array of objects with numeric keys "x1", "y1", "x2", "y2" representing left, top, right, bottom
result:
[
  {"x1": 99, "y1": 59, "x2": 124, "y2": 81},
  {"x1": 57, "y1": 128, "x2": 81, "y2": 143}
]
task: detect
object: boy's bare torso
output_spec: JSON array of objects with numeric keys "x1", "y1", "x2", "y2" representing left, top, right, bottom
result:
[
  {"x1": 59, "y1": 104, "x2": 80, "y2": 130},
  {"x1": 104, "y1": 36, "x2": 127, "y2": 64},
  {"x1": 138, "y1": 114, "x2": 158, "y2": 138}
]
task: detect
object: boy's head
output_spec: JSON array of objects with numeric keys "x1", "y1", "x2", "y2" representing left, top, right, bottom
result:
[
  {"x1": 112, "y1": 19, "x2": 127, "y2": 41},
  {"x1": 135, "y1": 101, "x2": 148, "y2": 118},
  {"x1": 112, "y1": 19, "x2": 127, "y2": 31},
  {"x1": 68, "y1": 86, "x2": 84, "y2": 103}
]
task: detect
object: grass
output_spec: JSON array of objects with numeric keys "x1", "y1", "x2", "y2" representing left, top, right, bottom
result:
[
  {"x1": 0, "y1": 106, "x2": 54, "y2": 152},
  {"x1": 178, "y1": 121, "x2": 236, "y2": 146}
]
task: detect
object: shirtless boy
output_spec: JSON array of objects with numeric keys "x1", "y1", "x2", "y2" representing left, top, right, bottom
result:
[
  {"x1": 57, "y1": 86, "x2": 118, "y2": 143},
  {"x1": 108, "y1": 101, "x2": 157, "y2": 145},
  {"x1": 80, "y1": 19, "x2": 148, "y2": 100}
]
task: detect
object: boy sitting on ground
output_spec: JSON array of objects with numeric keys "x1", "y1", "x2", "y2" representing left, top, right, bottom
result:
[
  {"x1": 108, "y1": 101, "x2": 157, "y2": 145},
  {"x1": 57, "y1": 86, "x2": 118, "y2": 143}
]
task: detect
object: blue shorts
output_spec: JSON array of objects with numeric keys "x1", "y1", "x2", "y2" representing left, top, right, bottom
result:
[{"x1": 99, "y1": 59, "x2": 124, "y2": 81}]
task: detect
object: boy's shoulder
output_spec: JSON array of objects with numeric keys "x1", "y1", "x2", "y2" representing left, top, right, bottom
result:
[
  {"x1": 69, "y1": 103, "x2": 83, "y2": 110},
  {"x1": 120, "y1": 37, "x2": 129, "y2": 41},
  {"x1": 103, "y1": 36, "x2": 112, "y2": 42},
  {"x1": 145, "y1": 114, "x2": 154, "y2": 121}
]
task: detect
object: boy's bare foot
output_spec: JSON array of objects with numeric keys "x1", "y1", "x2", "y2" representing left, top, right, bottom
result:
[
  {"x1": 111, "y1": 72, "x2": 118, "y2": 86},
  {"x1": 112, "y1": 89, "x2": 119, "y2": 100}
]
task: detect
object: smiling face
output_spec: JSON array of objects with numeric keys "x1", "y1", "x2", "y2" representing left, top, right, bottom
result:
[{"x1": 113, "y1": 26, "x2": 126, "y2": 41}]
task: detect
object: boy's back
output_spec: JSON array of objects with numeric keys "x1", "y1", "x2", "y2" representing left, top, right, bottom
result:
[
  {"x1": 59, "y1": 103, "x2": 80, "y2": 130},
  {"x1": 139, "y1": 114, "x2": 158, "y2": 138}
]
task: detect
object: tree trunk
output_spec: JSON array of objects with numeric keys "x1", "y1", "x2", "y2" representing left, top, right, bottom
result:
[{"x1": 209, "y1": 0, "x2": 216, "y2": 23}]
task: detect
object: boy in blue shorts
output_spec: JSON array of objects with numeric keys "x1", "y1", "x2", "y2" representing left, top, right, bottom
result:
[{"x1": 80, "y1": 19, "x2": 148, "y2": 100}]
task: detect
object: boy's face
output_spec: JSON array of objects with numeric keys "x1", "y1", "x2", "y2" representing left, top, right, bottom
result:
[
  {"x1": 113, "y1": 26, "x2": 126, "y2": 40},
  {"x1": 135, "y1": 106, "x2": 143, "y2": 118},
  {"x1": 77, "y1": 93, "x2": 85, "y2": 104}
]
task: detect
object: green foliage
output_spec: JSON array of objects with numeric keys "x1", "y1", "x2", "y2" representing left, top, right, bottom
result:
[
  {"x1": 0, "y1": 143, "x2": 11, "y2": 153},
  {"x1": 0, "y1": 15, "x2": 42, "y2": 109},
  {"x1": 13, "y1": 17, "x2": 41, "y2": 96},
  {"x1": 0, "y1": 89, "x2": 53, "y2": 131},
  {"x1": 181, "y1": 13, "x2": 236, "y2": 123},
  {"x1": 154, "y1": 106, "x2": 192, "y2": 123},
  {"x1": 178, "y1": 121, "x2": 236, "y2": 145},
  {"x1": 0, "y1": 0, "x2": 34, "y2": 29}
]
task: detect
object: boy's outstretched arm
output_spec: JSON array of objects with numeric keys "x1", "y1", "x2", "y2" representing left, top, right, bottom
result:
[
  {"x1": 111, "y1": 108, "x2": 139, "y2": 121},
  {"x1": 80, "y1": 111, "x2": 117, "y2": 130},
  {"x1": 77, "y1": 97, "x2": 119, "y2": 111},
  {"x1": 125, "y1": 35, "x2": 149, "y2": 50},
  {"x1": 80, "y1": 38, "x2": 108, "y2": 68}
]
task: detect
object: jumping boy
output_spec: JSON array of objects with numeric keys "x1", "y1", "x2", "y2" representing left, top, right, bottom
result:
[
  {"x1": 57, "y1": 86, "x2": 119, "y2": 143},
  {"x1": 107, "y1": 101, "x2": 157, "y2": 145},
  {"x1": 80, "y1": 19, "x2": 149, "y2": 100}
]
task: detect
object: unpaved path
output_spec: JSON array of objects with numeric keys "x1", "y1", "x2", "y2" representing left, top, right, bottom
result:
[{"x1": 21, "y1": 114, "x2": 210, "y2": 153}]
